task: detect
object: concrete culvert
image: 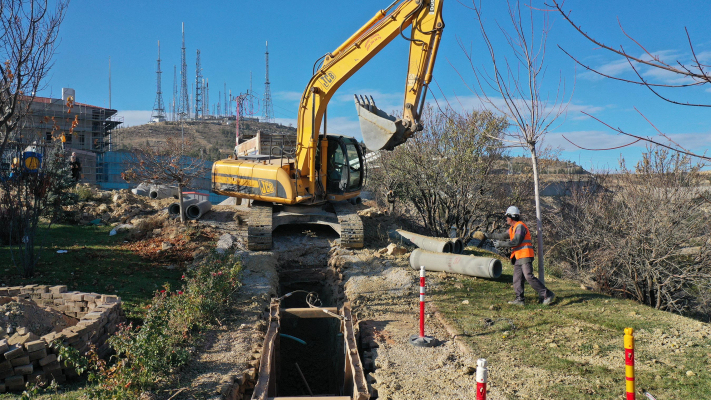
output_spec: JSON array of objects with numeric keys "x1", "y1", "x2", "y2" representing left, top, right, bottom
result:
[
  {"x1": 410, "y1": 248, "x2": 503, "y2": 279},
  {"x1": 450, "y1": 238, "x2": 464, "y2": 254},
  {"x1": 186, "y1": 200, "x2": 212, "y2": 220},
  {"x1": 149, "y1": 185, "x2": 179, "y2": 199},
  {"x1": 168, "y1": 198, "x2": 199, "y2": 216},
  {"x1": 395, "y1": 229, "x2": 453, "y2": 253}
]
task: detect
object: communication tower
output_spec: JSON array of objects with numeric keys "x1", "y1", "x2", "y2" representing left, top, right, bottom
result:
[
  {"x1": 150, "y1": 41, "x2": 166, "y2": 122},
  {"x1": 172, "y1": 65, "x2": 177, "y2": 121},
  {"x1": 262, "y1": 41, "x2": 274, "y2": 123},
  {"x1": 178, "y1": 22, "x2": 190, "y2": 120},
  {"x1": 194, "y1": 49, "x2": 203, "y2": 120}
]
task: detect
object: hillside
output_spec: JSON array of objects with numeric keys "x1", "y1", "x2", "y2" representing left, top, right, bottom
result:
[{"x1": 113, "y1": 119, "x2": 297, "y2": 161}]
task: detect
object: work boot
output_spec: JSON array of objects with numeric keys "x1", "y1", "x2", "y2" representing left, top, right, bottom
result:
[
  {"x1": 542, "y1": 293, "x2": 556, "y2": 306},
  {"x1": 507, "y1": 299, "x2": 525, "y2": 306}
]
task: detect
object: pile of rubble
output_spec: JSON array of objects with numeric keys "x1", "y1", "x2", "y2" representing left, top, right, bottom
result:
[{"x1": 62, "y1": 185, "x2": 173, "y2": 225}]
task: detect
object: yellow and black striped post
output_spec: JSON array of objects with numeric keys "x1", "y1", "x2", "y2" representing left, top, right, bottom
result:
[{"x1": 624, "y1": 328, "x2": 635, "y2": 400}]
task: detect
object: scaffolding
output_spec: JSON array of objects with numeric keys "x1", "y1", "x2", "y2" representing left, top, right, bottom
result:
[{"x1": 16, "y1": 94, "x2": 122, "y2": 184}]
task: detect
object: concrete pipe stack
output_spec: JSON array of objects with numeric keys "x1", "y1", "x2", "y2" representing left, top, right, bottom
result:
[
  {"x1": 409, "y1": 249, "x2": 502, "y2": 279},
  {"x1": 168, "y1": 198, "x2": 199, "y2": 216},
  {"x1": 186, "y1": 201, "x2": 212, "y2": 220}
]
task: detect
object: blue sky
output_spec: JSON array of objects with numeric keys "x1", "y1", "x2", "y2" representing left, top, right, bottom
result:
[{"x1": 41, "y1": 0, "x2": 710, "y2": 171}]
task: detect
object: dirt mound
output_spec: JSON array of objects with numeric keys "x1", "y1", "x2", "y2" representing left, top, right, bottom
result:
[
  {"x1": 62, "y1": 185, "x2": 163, "y2": 225},
  {"x1": 0, "y1": 297, "x2": 78, "y2": 338}
]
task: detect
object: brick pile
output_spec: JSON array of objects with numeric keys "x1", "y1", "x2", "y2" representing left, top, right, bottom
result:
[{"x1": 0, "y1": 285, "x2": 124, "y2": 393}]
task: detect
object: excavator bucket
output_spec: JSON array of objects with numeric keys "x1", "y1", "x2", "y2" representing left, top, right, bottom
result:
[{"x1": 355, "y1": 95, "x2": 408, "y2": 151}]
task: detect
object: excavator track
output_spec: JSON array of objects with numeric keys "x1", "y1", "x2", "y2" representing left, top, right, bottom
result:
[
  {"x1": 333, "y1": 202, "x2": 364, "y2": 249},
  {"x1": 247, "y1": 201, "x2": 273, "y2": 251}
]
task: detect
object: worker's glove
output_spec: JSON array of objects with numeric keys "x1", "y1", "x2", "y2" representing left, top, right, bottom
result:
[{"x1": 493, "y1": 240, "x2": 502, "y2": 248}]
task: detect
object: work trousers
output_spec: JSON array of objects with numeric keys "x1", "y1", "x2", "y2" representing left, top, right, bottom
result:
[{"x1": 513, "y1": 257, "x2": 552, "y2": 300}]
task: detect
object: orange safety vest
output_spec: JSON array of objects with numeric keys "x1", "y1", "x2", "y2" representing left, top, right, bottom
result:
[{"x1": 508, "y1": 221, "x2": 535, "y2": 259}]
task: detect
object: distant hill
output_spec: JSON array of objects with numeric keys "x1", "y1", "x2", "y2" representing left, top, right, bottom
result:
[{"x1": 113, "y1": 119, "x2": 297, "y2": 161}]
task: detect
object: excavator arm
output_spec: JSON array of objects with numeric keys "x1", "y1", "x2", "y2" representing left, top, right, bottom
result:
[{"x1": 295, "y1": 0, "x2": 444, "y2": 197}]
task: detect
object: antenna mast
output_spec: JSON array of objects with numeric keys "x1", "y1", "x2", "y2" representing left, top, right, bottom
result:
[
  {"x1": 262, "y1": 42, "x2": 274, "y2": 123},
  {"x1": 150, "y1": 41, "x2": 166, "y2": 122},
  {"x1": 178, "y1": 22, "x2": 190, "y2": 120},
  {"x1": 194, "y1": 49, "x2": 202, "y2": 120}
]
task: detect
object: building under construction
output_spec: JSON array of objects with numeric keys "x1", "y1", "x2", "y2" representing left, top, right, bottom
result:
[{"x1": 10, "y1": 88, "x2": 123, "y2": 184}]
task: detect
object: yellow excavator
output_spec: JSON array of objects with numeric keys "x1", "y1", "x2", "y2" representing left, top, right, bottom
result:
[{"x1": 212, "y1": 0, "x2": 444, "y2": 250}]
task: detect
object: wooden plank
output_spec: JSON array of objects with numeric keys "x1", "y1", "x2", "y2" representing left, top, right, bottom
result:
[
  {"x1": 253, "y1": 301, "x2": 281, "y2": 400},
  {"x1": 342, "y1": 303, "x2": 370, "y2": 400},
  {"x1": 281, "y1": 307, "x2": 339, "y2": 319}
]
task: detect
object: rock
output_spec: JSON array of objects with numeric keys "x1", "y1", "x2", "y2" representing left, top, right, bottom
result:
[
  {"x1": 461, "y1": 300, "x2": 469, "y2": 305},
  {"x1": 161, "y1": 242, "x2": 173, "y2": 251},
  {"x1": 462, "y1": 366, "x2": 476, "y2": 375},
  {"x1": 386, "y1": 243, "x2": 407, "y2": 256},
  {"x1": 152, "y1": 229, "x2": 162, "y2": 236},
  {"x1": 216, "y1": 234, "x2": 235, "y2": 255},
  {"x1": 377, "y1": 247, "x2": 388, "y2": 255},
  {"x1": 686, "y1": 370, "x2": 696, "y2": 377},
  {"x1": 193, "y1": 247, "x2": 209, "y2": 259},
  {"x1": 580, "y1": 284, "x2": 593, "y2": 290}
]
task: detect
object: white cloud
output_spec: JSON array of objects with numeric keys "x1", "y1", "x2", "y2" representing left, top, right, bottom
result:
[{"x1": 117, "y1": 110, "x2": 152, "y2": 127}]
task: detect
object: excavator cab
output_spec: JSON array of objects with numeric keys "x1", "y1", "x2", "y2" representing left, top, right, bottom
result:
[
  {"x1": 326, "y1": 135, "x2": 365, "y2": 195},
  {"x1": 355, "y1": 95, "x2": 412, "y2": 151}
]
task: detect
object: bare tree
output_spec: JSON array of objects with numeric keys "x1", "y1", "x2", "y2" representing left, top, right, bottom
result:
[
  {"x1": 368, "y1": 105, "x2": 530, "y2": 243},
  {"x1": 0, "y1": 0, "x2": 69, "y2": 158},
  {"x1": 123, "y1": 137, "x2": 210, "y2": 223},
  {"x1": 548, "y1": 0, "x2": 710, "y2": 162},
  {"x1": 458, "y1": 0, "x2": 571, "y2": 283}
]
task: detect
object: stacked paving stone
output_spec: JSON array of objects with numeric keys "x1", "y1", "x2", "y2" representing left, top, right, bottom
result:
[{"x1": 0, "y1": 285, "x2": 124, "y2": 393}]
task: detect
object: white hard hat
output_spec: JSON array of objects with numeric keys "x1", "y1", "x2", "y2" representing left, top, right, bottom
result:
[{"x1": 506, "y1": 206, "x2": 520, "y2": 217}]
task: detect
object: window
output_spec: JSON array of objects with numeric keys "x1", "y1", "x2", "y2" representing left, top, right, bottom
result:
[
  {"x1": 79, "y1": 134, "x2": 85, "y2": 146},
  {"x1": 45, "y1": 132, "x2": 52, "y2": 141}
]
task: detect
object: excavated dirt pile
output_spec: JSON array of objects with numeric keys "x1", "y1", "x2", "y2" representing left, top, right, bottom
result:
[{"x1": 0, "y1": 297, "x2": 78, "y2": 340}]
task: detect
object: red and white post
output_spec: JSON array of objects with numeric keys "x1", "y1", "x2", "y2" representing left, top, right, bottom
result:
[
  {"x1": 409, "y1": 266, "x2": 435, "y2": 347},
  {"x1": 476, "y1": 358, "x2": 488, "y2": 400}
]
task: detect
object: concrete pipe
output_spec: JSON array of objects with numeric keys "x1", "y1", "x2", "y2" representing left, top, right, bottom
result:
[
  {"x1": 450, "y1": 238, "x2": 464, "y2": 254},
  {"x1": 409, "y1": 248, "x2": 502, "y2": 279},
  {"x1": 395, "y1": 229, "x2": 452, "y2": 253},
  {"x1": 186, "y1": 200, "x2": 212, "y2": 220},
  {"x1": 132, "y1": 188, "x2": 148, "y2": 196},
  {"x1": 168, "y1": 198, "x2": 199, "y2": 216},
  {"x1": 149, "y1": 185, "x2": 179, "y2": 200}
]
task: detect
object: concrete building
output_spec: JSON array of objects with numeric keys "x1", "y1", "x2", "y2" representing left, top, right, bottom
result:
[{"x1": 18, "y1": 88, "x2": 123, "y2": 184}]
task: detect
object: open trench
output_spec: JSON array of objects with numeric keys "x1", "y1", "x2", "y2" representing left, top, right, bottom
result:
[{"x1": 248, "y1": 225, "x2": 369, "y2": 400}]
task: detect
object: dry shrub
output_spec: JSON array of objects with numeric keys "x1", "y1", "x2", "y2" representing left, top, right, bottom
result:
[{"x1": 547, "y1": 148, "x2": 711, "y2": 318}]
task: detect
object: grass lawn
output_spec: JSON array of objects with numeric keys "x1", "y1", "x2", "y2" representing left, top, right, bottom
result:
[
  {"x1": 0, "y1": 223, "x2": 189, "y2": 398},
  {"x1": 432, "y1": 248, "x2": 711, "y2": 400},
  {"x1": 0, "y1": 223, "x2": 184, "y2": 322}
]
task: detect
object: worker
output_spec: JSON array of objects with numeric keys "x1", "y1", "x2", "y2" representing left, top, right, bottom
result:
[
  {"x1": 386, "y1": 190, "x2": 396, "y2": 214},
  {"x1": 69, "y1": 152, "x2": 82, "y2": 182},
  {"x1": 484, "y1": 206, "x2": 555, "y2": 306}
]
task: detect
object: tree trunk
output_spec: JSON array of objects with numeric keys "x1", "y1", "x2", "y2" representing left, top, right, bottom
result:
[
  {"x1": 529, "y1": 143, "x2": 545, "y2": 285},
  {"x1": 177, "y1": 187, "x2": 185, "y2": 224}
]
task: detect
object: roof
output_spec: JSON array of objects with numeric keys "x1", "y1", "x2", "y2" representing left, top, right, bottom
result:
[{"x1": 28, "y1": 96, "x2": 115, "y2": 111}]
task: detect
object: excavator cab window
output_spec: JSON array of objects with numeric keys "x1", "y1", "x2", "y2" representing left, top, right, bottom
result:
[{"x1": 326, "y1": 136, "x2": 364, "y2": 194}]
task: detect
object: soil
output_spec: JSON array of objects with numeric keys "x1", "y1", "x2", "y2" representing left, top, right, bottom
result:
[{"x1": 0, "y1": 297, "x2": 78, "y2": 339}]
